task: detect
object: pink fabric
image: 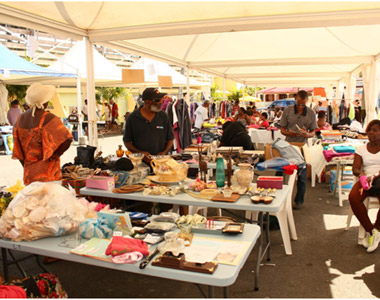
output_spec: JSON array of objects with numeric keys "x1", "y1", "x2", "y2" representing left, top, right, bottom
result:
[
  {"x1": 111, "y1": 251, "x2": 144, "y2": 264},
  {"x1": 105, "y1": 236, "x2": 149, "y2": 256},
  {"x1": 323, "y1": 150, "x2": 354, "y2": 162},
  {"x1": 0, "y1": 285, "x2": 26, "y2": 298}
]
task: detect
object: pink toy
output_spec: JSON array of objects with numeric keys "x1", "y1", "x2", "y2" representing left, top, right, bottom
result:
[{"x1": 359, "y1": 175, "x2": 370, "y2": 190}]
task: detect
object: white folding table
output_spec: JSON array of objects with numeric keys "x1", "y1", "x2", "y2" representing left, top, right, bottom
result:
[
  {"x1": 80, "y1": 183, "x2": 291, "y2": 291},
  {"x1": 0, "y1": 224, "x2": 260, "y2": 298}
]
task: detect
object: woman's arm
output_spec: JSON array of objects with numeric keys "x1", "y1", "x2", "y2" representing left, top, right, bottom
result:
[
  {"x1": 245, "y1": 115, "x2": 251, "y2": 125},
  {"x1": 352, "y1": 153, "x2": 364, "y2": 177}
]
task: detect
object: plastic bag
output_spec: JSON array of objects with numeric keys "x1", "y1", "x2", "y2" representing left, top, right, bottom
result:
[
  {"x1": 0, "y1": 182, "x2": 86, "y2": 241},
  {"x1": 79, "y1": 217, "x2": 113, "y2": 239},
  {"x1": 257, "y1": 157, "x2": 291, "y2": 171},
  {"x1": 144, "y1": 222, "x2": 176, "y2": 233}
]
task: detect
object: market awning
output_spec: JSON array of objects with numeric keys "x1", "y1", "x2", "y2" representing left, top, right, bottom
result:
[{"x1": 0, "y1": 42, "x2": 76, "y2": 83}]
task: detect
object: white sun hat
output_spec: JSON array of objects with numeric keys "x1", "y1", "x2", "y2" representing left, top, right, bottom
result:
[{"x1": 25, "y1": 83, "x2": 56, "y2": 116}]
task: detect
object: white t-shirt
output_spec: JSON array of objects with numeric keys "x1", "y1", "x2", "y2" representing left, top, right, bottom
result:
[
  {"x1": 194, "y1": 105, "x2": 208, "y2": 129},
  {"x1": 356, "y1": 144, "x2": 380, "y2": 176}
]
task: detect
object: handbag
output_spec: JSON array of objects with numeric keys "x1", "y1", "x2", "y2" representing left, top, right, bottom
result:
[{"x1": 75, "y1": 145, "x2": 97, "y2": 167}]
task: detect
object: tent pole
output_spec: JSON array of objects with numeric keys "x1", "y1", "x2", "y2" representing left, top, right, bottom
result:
[
  {"x1": 186, "y1": 66, "x2": 190, "y2": 103},
  {"x1": 85, "y1": 37, "x2": 98, "y2": 148},
  {"x1": 76, "y1": 71, "x2": 82, "y2": 141},
  {"x1": 223, "y1": 77, "x2": 226, "y2": 101},
  {"x1": 242, "y1": 82, "x2": 245, "y2": 105}
]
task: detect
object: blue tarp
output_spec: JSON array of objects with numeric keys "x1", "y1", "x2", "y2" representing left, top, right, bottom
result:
[{"x1": 0, "y1": 43, "x2": 76, "y2": 78}]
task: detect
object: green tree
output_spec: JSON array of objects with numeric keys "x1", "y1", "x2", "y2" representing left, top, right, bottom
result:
[
  {"x1": 95, "y1": 87, "x2": 127, "y2": 104},
  {"x1": 6, "y1": 85, "x2": 28, "y2": 104}
]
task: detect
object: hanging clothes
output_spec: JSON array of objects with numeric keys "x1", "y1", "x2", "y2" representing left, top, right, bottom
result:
[{"x1": 175, "y1": 99, "x2": 192, "y2": 151}]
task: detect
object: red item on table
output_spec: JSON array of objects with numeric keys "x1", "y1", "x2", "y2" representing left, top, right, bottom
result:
[
  {"x1": 282, "y1": 164, "x2": 298, "y2": 175},
  {"x1": 0, "y1": 285, "x2": 27, "y2": 298},
  {"x1": 105, "y1": 236, "x2": 149, "y2": 257}
]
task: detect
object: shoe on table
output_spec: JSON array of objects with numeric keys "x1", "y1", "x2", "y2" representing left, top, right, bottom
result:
[
  {"x1": 367, "y1": 228, "x2": 380, "y2": 253},
  {"x1": 292, "y1": 202, "x2": 303, "y2": 210}
]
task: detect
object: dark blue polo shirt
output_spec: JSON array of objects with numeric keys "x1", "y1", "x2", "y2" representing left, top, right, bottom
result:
[{"x1": 123, "y1": 108, "x2": 174, "y2": 155}]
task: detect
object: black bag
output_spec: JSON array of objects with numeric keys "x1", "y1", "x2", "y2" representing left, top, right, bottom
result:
[
  {"x1": 368, "y1": 177, "x2": 380, "y2": 196},
  {"x1": 75, "y1": 146, "x2": 97, "y2": 167}
]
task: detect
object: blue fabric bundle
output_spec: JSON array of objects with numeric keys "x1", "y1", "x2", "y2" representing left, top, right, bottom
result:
[
  {"x1": 79, "y1": 217, "x2": 113, "y2": 239},
  {"x1": 333, "y1": 145, "x2": 356, "y2": 153}
]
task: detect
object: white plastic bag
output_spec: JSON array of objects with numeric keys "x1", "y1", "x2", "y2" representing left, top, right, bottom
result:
[{"x1": 0, "y1": 182, "x2": 87, "y2": 241}]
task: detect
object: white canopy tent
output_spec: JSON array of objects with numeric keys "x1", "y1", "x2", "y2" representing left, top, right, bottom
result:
[
  {"x1": 2, "y1": 2, "x2": 380, "y2": 144},
  {"x1": 129, "y1": 57, "x2": 208, "y2": 87}
]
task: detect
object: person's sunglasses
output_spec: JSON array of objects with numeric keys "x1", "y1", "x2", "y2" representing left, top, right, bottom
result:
[
  {"x1": 152, "y1": 98, "x2": 162, "y2": 103},
  {"x1": 296, "y1": 103, "x2": 306, "y2": 107}
]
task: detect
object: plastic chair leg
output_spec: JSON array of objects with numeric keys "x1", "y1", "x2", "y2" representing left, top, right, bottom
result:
[
  {"x1": 311, "y1": 169, "x2": 316, "y2": 187},
  {"x1": 345, "y1": 209, "x2": 353, "y2": 230},
  {"x1": 286, "y1": 205, "x2": 298, "y2": 240},
  {"x1": 276, "y1": 209, "x2": 293, "y2": 255}
]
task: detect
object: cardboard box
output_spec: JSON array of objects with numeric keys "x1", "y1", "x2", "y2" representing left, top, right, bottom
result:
[
  {"x1": 86, "y1": 176, "x2": 115, "y2": 191},
  {"x1": 257, "y1": 176, "x2": 283, "y2": 189}
]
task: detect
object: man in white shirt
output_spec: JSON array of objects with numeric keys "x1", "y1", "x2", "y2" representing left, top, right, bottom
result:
[{"x1": 194, "y1": 100, "x2": 210, "y2": 129}]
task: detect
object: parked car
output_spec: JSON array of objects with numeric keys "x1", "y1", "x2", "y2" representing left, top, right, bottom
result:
[{"x1": 258, "y1": 99, "x2": 295, "y2": 112}]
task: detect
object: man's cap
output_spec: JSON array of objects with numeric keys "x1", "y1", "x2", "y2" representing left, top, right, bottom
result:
[{"x1": 142, "y1": 88, "x2": 167, "y2": 101}]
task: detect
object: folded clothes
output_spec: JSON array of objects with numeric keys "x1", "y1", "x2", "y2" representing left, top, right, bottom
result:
[
  {"x1": 105, "y1": 236, "x2": 149, "y2": 256},
  {"x1": 323, "y1": 150, "x2": 354, "y2": 162},
  {"x1": 282, "y1": 164, "x2": 298, "y2": 175},
  {"x1": 333, "y1": 145, "x2": 356, "y2": 154}
]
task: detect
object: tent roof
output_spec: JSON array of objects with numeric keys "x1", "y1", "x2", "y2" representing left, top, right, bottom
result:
[
  {"x1": 130, "y1": 57, "x2": 208, "y2": 86},
  {"x1": 258, "y1": 87, "x2": 313, "y2": 94},
  {"x1": 2, "y1": 2, "x2": 380, "y2": 87},
  {"x1": 0, "y1": 42, "x2": 76, "y2": 83},
  {"x1": 48, "y1": 40, "x2": 122, "y2": 85}
]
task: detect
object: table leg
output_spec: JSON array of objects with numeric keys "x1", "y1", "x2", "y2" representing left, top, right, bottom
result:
[
  {"x1": 223, "y1": 287, "x2": 229, "y2": 298},
  {"x1": 1, "y1": 248, "x2": 9, "y2": 282},
  {"x1": 255, "y1": 212, "x2": 264, "y2": 291},
  {"x1": 333, "y1": 162, "x2": 341, "y2": 197},
  {"x1": 208, "y1": 286, "x2": 215, "y2": 298},
  {"x1": 8, "y1": 250, "x2": 27, "y2": 278},
  {"x1": 266, "y1": 212, "x2": 271, "y2": 262}
]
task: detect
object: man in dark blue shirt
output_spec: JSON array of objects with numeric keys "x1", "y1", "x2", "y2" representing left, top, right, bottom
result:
[{"x1": 123, "y1": 88, "x2": 174, "y2": 161}]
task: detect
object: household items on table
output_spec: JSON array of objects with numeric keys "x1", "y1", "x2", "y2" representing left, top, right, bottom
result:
[{"x1": 150, "y1": 156, "x2": 189, "y2": 183}]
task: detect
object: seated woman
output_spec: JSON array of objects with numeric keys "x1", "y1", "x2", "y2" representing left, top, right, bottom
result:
[
  {"x1": 349, "y1": 119, "x2": 380, "y2": 252},
  {"x1": 258, "y1": 112, "x2": 269, "y2": 128},
  {"x1": 315, "y1": 111, "x2": 332, "y2": 138},
  {"x1": 233, "y1": 107, "x2": 251, "y2": 126},
  {"x1": 220, "y1": 121, "x2": 254, "y2": 150}
]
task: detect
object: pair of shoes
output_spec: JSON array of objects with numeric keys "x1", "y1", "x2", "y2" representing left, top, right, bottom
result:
[
  {"x1": 367, "y1": 228, "x2": 380, "y2": 253},
  {"x1": 292, "y1": 202, "x2": 303, "y2": 210}
]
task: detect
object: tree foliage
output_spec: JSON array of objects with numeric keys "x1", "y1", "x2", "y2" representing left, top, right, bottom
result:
[{"x1": 6, "y1": 85, "x2": 28, "y2": 104}]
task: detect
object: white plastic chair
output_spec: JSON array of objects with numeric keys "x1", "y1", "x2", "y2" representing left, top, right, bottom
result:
[
  {"x1": 245, "y1": 170, "x2": 298, "y2": 255},
  {"x1": 346, "y1": 196, "x2": 380, "y2": 244},
  {"x1": 306, "y1": 141, "x2": 326, "y2": 187}
]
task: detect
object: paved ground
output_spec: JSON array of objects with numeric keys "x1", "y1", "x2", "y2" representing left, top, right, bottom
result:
[{"x1": 1, "y1": 136, "x2": 379, "y2": 298}]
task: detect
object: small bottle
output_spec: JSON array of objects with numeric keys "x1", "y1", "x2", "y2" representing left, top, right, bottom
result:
[
  {"x1": 216, "y1": 154, "x2": 225, "y2": 188},
  {"x1": 116, "y1": 145, "x2": 124, "y2": 157}
]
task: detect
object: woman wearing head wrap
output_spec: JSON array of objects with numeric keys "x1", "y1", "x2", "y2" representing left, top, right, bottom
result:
[{"x1": 12, "y1": 83, "x2": 73, "y2": 185}]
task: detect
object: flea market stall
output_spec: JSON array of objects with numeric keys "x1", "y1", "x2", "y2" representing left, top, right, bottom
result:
[{"x1": 1, "y1": 2, "x2": 380, "y2": 297}]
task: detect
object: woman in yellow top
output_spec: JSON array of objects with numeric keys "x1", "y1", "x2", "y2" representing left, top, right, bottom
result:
[{"x1": 12, "y1": 83, "x2": 73, "y2": 185}]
